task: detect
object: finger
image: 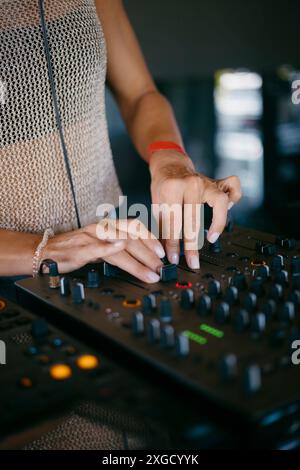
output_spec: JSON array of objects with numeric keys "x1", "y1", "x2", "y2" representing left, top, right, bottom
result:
[
  {"x1": 216, "y1": 175, "x2": 242, "y2": 209},
  {"x1": 126, "y1": 238, "x2": 163, "y2": 273},
  {"x1": 104, "y1": 250, "x2": 160, "y2": 284},
  {"x1": 204, "y1": 188, "x2": 229, "y2": 243},
  {"x1": 79, "y1": 239, "x2": 126, "y2": 265},
  {"x1": 183, "y1": 179, "x2": 203, "y2": 269}
]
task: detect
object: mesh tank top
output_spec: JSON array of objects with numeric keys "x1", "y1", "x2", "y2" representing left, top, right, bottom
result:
[{"x1": 0, "y1": 0, "x2": 122, "y2": 234}]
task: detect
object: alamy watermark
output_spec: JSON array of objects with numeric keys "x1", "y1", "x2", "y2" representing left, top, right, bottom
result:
[
  {"x1": 292, "y1": 80, "x2": 300, "y2": 105},
  {"x1": 96, "y1": 196, "x2": 205, "y2": 251},
  {"x1": 291, "y1": 340, "x2": 300, "y2": 365},
  {"x1": 0, "y1": 340, "x2": 6, "y2": 365}
]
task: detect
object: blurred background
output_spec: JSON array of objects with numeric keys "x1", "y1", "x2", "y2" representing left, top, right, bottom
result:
[{"x1": 106, "y1": 0, "x2": 300, "y2": 237}]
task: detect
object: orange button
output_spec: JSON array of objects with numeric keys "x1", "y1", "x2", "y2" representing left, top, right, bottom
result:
[
  {"x1": 251, "y1": 260, "x2": 266, "y2": 267},
  {"x1": 0, "y1": 300, "x2": 6, "y2": 311},
  {"x1": 50, "y1": 363, "x2": 72, "y2": 380},
  {"x1": 19, "y1": 377, "x2": 33, "y2": 388},
  {"x1": 122, "y1": 299, "x2": 141, "y2": 308},
  {"x1": 76, "y1": 354, "x2": 99, "y2": 370}
]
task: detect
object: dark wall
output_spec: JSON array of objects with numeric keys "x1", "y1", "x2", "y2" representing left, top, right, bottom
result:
[{"x1": 124, "y1": 0, "x2": 300, "y2": 79}]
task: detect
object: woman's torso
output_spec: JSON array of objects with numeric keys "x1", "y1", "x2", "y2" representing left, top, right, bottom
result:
[{"x1": 0, "y1": 0, "x2": 122, "y2": 234}]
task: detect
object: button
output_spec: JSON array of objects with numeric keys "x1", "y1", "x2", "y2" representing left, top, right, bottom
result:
[
  {"x1": 249, "y1": 276, "x2": 264, "y2": 296},
  {"x1": 0, "y1": 299, "x2": 6, "y2": 311},
  {"x1": 176, "y1": 281, "x2": 193, "y2": 288},
  {"x1": 76, "y1": 354, "x2": 99, "y2": 370},
  {"x1": 276, "y1": 236, "x2": 296, "y2": 250},
  {"x1": 274, "y1": 270, "x2": 288, "y2": 285},
  {"x1": 26, "y1": 345, "x2": 39, "y2": 356},
  {"x1": 160, "y1": 325, "x2": 175, "y2": 348},
  {"x1": 208, "y1": 279, "x2": 221, "y2": 297},
  {"x1": 123, "y1": 299, "x2": 142, "y2": 308},
  {"x1": 244, "y1": 292, "x2": 257, "y2": 311},
  {"x1": 254, "y1": 265, "x2": 270, "y2": 279},
  {"x1": 234, "y1": 309, "x2": 250, "y2": 333},
  {"x1": 132, "y1": 312, "x2": 144, "y2": 335},
  {"x1": 19, "y1": 377, "x2": 33, "y2": 389},
  {"x1": 224, "y1": 286, "x2": 238, "y2": 305},
  {"x1": 251, "y1": 312, "x2": 266, "y2": 335},
  {"x1": 160, "y1": 298, "x2": 173, "y2": 323},
  {"x1": 262, "y1": 299, "x2": 277, "y2": 318},
  {"x1": 256, "y1": 242, "x2": 276, "y2": 256},
  {"x1": 147, "y1": 318, "x2": 160, "y2": 343},
  {"x1": 231, "y1": 273, "x2": 247, "y2": 291},
  {"x1": 269, "y1": 283, "x2": 283, "y2": 301},
  {"x1": 60, "y1": 277, "x2": 70, "y2": 296},
  {"x1": 51, "y1": 337, "x2": 64, "y2": 348},
  {"x1": 50, "y1": 364, "x2": 72, "y2": 380},
  {"x1": 280, "y1": 301, "x2": 295, "y2": 323},
  {"x1": 291, "y1": 256, "x2": 300, "y2": 274},
  {"x1": 160, "y1": 264, "x2": 178, "y2": 282},
  {"x1": 142, "y1": 294, "x2": 156, "y2": 315},
  {"x1": 196, "y1": 294, "x2": 212, "y2": 316},
  {"x1": 31, "y1": 318, "x2": 49, "y2": 338},
  {"x1": 209, "y1": 237, "x2": 222, "y2": 254},
  {"x1": 180, "y1": 289, "x2": 194, "y2": 309},
  {"x1": 220, "y1": 353, "x2": 237, "y2": 381},
  {"x1": 251, "y1": 259, "x2": 266, "y2": 267},
  {"x1": 72, "y1": 282, "x2": 85, "y2": 304},
  {"x1": 215, "y1": 302, "x2": 230, "y2": 324},
  {"x1": 87, "y1": 269, "x2": 100, "y2": 288},
  {"x1": 175, "y1": 332, "x2": 190, "y2": 357},
  {"x1": 271, "y1": 254, "x2": 284, "y2": 271},
  {"x1": 244, "y1": 364, "x2": 262, "y2": 394}
]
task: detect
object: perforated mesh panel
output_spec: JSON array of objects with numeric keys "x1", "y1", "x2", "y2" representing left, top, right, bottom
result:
[{"x1": 0, "y1": 0, "x2": 122, "y2": 234}]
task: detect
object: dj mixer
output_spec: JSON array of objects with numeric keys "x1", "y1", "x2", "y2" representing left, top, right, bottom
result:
[{"x1": 15, "y1": 224, "x2": 300, "y2": 448}]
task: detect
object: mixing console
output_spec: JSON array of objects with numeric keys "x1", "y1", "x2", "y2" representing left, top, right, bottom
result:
[{"x1": 16, "y1": 224, "x2": 300, "y2": 446}]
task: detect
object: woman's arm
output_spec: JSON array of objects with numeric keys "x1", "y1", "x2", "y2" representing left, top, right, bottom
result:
[{"x1": 0, "y1": 230, "x2": 40, "y2": 276}]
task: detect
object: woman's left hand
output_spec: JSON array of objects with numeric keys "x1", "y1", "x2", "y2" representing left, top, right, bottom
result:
[{"x1": 149, "y1": 150, "x2": 242, "y2": 269}]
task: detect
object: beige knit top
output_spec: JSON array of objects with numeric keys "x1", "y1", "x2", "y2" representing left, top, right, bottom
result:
[{"x1": 0, "y1": 0, "x2": 122, "y2": 234}]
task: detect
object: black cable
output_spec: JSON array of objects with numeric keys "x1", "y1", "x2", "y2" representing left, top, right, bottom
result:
[{"x1": 38, "y1": 0, "x2": 81, "y2": 229}]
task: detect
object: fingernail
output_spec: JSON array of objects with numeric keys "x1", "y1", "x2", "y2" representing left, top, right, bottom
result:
[
  {"x1": 146, "y1": 272, "x2": 160, "y2": 283},
  {"x1": 228, "y1": 202, "x2": 234, "y2": 210},
  {"x1": 189, "y1": 255, "x2": 200, "y2": 269},
  {"x1": 207, "y1": 232, "x2": 220, "y2": 244},
  {"x1": 155, "y1": 245, "x2": 165, "y2": 259},
  {"x1": 169, "y1": 253, "x2": 179, "y2": 264}
]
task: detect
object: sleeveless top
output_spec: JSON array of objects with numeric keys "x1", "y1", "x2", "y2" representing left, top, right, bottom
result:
[{"x1": 0, "y1": 0, "x2": 122, "y2": 234}]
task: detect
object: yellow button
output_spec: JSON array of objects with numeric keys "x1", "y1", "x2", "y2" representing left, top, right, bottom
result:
[
  {"x1": 19, "y1": 377, "x2": 33, "y2": 388},
  {"x1": 122, "y1": 299, "x2": 141, "y2": 308},
  {"x1": 251, "y1": 260, "x2": 266, "y2": 267},
  {"x1": 76, "y1": 354, "x2": 99, "y2": 370},
  {"x1": 50, "y1": 363, "x2": 72, "y2": 380},
  {"x1": 0, "y1": 299, "x2": 6, "y2": 311}
]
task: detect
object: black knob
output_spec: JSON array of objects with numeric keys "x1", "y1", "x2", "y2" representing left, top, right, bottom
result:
[
  {"x1": 208, "y1": 279, "x2": 221, "y2": 297},
  {"x1": 269, "y1": 283, "x2": 283, "y2": 301},
  {"x1": 180, "y1": 289, "x2": 194, "y2": 309},
  {"x1": 244, "y1": 364, "x2": 262, "y2": 394},
  {"x1": 224, "y1": 286, "x2": 238, "y2": 305},
  {"x1": 292, "y1": 274, "x2": 300, "y2": 290},
  {"x1": 147, "y1": 318, "x2": 160, "y2": 343},
  {"x1": 175, "y1": 332, "x2": 190, "y2": 357},
  {"x1": 160, "y1": 297, "x2": 173, "y2": 323},
  {"x1": 276, "y1": 236, "x2": 296, "y2": 250},
  {"x1": 215, "y1": 302, "x2": 230, "y2": 324},
  {"x1": 196, "y1": 294, "x2": 212, "y2": 316},
  {"x1": 60, "y1": 277, "x2": 70, "y2": 296},
  {"x1": 143, "y1": 294, "x2": 157, "y2": 315},
  {"x1": 271, "y1": 254, "x2": 284, "y2": 271},
  {"x1": 291, "y1": 256, "x2": 300, "y2": 275},
  {"x1": 160, "y1": 264, "x2": 178, "y2": 282},
  {"x1": 231, "y1": 273, "x2": 247, "y2": 291},
  {"x1": 256, "y1": 242, "x2": 276, "y2": 256},
  {"x1": 280, "y1": 301, "x2": 295, "y2": 323},
  {"x1": 289, "y1": 290, "x2": 300, "y2": 308},
  {"x1": 250, "y1": 276, "x2": 265, "y2": 296},
  {"x1": 72, "y1": 282, "x2": 85, "y2": 304},
  {"x1": 244, "y1": 292, "x2": 257, "y2": 312},
  {"x1": 251, "y1": 312, "x2": 266, "y2": 335},
  {"x1": 132, "y1": 312, "x2": 144, "y2": 335},
  {"x1": 209, "y1": 237, "x2": 222, "y2": 254},
  {"x1": 262, "y1": 299, "x2": 277, "y2": 319},
  {"x1": 254, "y1": 265, "x2": 270, "y2": 279},
  {"x1": 274, "y1": 270, "x2": 288, "y2": 286},
  {"x1": 87, "y1": 269, "x2": 100, "y2": 288},
  {"x1": 160, "y1": 325, "x2": 175, "y2": 348},
  {"x1": 234, "y1": 309, "x2": 250, "y2": 332},
  {"x1": 220, "y1": 353, "x2": 238, "y2": 381}
]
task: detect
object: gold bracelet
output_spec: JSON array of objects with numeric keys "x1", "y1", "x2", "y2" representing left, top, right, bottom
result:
[{"x1": 32, "y1": 228, "x2": 54, "y2": 277}]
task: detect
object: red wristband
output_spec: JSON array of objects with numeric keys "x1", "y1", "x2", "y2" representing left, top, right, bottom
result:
[{"x1": 148, "y1": 141, "x2": 186, "y2": 158}]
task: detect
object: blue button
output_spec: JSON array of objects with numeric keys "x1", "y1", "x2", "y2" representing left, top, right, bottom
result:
[
  {"x1": 27, "y1": 346, "x2": 39, "y2": 356},
  {"x1": 52, "y1": 337, "x2": 64, "y2": 348}
]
